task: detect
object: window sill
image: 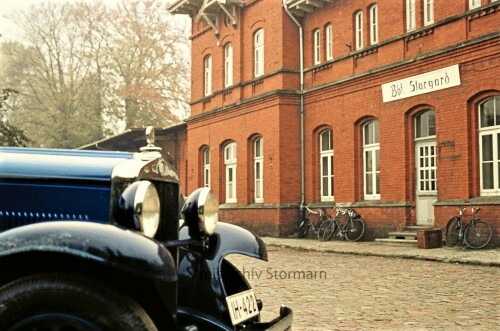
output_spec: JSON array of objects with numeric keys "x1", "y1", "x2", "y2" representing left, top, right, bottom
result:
[
  {"x1": 435, "y1": 196, "x2": 500, "y2": 206},
  {"x1": 309, "y1": 200, "x2": 410, "y2": 208},
  {"x1": 468, "y1": 3, "x2": 499, "y2": 21}
]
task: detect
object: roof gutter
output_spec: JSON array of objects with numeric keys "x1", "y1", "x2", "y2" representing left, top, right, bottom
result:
[{"x1": 282, "y1": 1, "x2": 305, "y2": 210}]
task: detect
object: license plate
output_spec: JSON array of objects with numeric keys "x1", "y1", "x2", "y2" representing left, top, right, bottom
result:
[{"x1": 225, "y1": 289, "x2": 259, "y2": 325}]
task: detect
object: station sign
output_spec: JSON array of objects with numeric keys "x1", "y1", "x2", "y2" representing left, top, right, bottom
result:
[{"x1": 381, "y1": 64, "x2": 461, "y2": 102}]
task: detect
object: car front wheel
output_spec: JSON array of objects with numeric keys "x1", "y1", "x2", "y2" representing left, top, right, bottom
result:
[{"x1": 0, "y1": 273, "x2": 158, "y2": 331}]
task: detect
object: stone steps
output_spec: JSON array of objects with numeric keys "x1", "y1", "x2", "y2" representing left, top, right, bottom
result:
[{"x1": 375, "y1": 226, "x2": 433, "y2": 246}]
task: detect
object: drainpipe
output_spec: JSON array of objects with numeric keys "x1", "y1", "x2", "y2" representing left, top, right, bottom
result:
[{"x1": 283, "y1": 1, "x2": 305, "y2": 210}]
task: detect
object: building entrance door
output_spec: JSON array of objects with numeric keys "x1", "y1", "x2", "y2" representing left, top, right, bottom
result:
[{"x1": 415, "y1": 140, "x2": 437, "y2": 226}]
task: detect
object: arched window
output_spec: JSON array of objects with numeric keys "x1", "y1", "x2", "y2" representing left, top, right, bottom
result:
[
  {"x1": 479, "y1": 96, "x2": 500, "y2": 195},
  {"x1": 313, "y1": 29, "x2": 321, "y2": 65},
  {"x1": 354, "y1": 11, "x2": 363, "y2": 50},
  {"x1": 369, "y1": 4, "x2": 378, "y2": 45},
  {"x1": 469, "y1": 0, "x2": 481, "y2": 10},
  {"x1": 202, "y1": 147, "x2": 210, "y2": 188},
  {"x1": 204, "y1": 55, "x2": 212, "y2": 96},
  {"x1": 424, "y1": 0, "x2": 434, "y2": 26},
  {"x1": 325, "y1": 24, "x2": 333, "y2": 60},
  {"x1": 224, "y1": 43, "x2": 233, "y2": 87},
  {"x1": 406, "y1": 0, "x2": 416, "y2": 31},
  {"x1": 254, "y1": 137, "x2": 264, "y2": 203},
  {"x1": 416, "y1": 110, "x2": 436, "y2": 138},
  {"x1": 415, "y1": 110, "x2": 437, "y2": 193},
  {"x1": 320, "y1": 130, "x2": 334, "y2": 201},
  {"x1": 363, "y1": 120, "x2": 380, "y2": 199},
  {"x1": 224, "y1": 142, "x2": 237, "y2": 203},
  {"x1": 254, "y1": 29, "x2": 264, "y2": 77}
]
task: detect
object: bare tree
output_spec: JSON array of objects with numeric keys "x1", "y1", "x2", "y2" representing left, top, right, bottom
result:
[
  {"x1": 103, "y1": 0, "x2": 190, "y2": 128},
  {"x1": 1, "y1": 0, "x2": 190, "y2": 148},
  {"x1": 3, "y1": 3, "x2": 104, "y2": 148}
]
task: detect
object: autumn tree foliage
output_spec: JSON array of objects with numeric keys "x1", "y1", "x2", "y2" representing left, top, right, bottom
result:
[
  {"x1": 1, "y1": 88, "x2": 30, "y2": 147},
  {"x1": 0, "y1": 0, "x2": 189, "y2": 148}
]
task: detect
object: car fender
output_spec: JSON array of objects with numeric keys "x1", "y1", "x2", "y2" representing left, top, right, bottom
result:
[
  {"x1": 177, "y1": 222, "x2": 267, "y2": 328},
  {"x1": 0, "y1": 221, "x2": 177, "y2": 282}
]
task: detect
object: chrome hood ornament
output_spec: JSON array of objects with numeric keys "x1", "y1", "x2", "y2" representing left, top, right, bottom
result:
[{"x1": 140, "y1": 126, "x2": 162, "y2": 153}]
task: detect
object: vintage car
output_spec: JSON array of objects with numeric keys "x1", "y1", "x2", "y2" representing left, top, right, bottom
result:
[{"x1": 0, "y1": 127, "x2": 292, "y2": 331}]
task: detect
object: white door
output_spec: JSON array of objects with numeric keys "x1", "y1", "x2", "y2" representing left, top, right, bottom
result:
[{"x1": 415, "y1": 140, "x2": 437, "y2": 226}]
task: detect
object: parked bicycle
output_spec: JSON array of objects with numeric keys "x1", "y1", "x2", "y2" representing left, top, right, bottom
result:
[
  {"x1": 297, "y1": 205, "x2": 329, "y2": 240},
  {"x1": 445, "y1": 207, "x2": 493, "y2": 249},
  {"x1": 318, "y1": 207, "x2": 365, "y2": 242}
]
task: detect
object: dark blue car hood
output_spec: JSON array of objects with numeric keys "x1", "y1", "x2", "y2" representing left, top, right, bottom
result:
[{"x1": 0, "y1": 147, "x2": 134, "y2": 182}]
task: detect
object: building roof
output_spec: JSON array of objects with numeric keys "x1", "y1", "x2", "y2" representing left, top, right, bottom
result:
[
  {"x1": 169, "y1": 0, "x2": 336, "y2": 26},
  {"x1": 169, "y1": 0, "x2": 244, "y2": 35},
  {"x1": 285, "y1": 0, "x2": 335, "y2": 17},
  {"x1": 78, "y1": 124, "x2": 186, "y2": 154}
]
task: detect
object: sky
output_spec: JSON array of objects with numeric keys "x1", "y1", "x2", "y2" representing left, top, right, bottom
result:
[
  {"x1": 1, "y1": 0, "x2": 124, "y2": 40},
  {"x1": 0, "y1": 0, "x2": 179, "y2": 41},
  {"x1": 0, "y1": 0, "x2": 41, "y2": 40},
  {"x1": 0, "y1": 0, "x2": 118, "y2": 40}
]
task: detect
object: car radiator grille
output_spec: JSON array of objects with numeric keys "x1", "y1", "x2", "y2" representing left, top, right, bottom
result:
[
  {"x1": 0, "y1": 211, "x2": 90, "y2": 232},
  {"x1": 153, "y1": 181, "x2": 180, "y2": 242}
]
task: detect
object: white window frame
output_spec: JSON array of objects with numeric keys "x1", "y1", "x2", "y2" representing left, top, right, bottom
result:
[
  {"x1": 369, "y1": 5, "x2": 378, "y2": 45},
  {"x1": 320, "y1": 130, "x2": 334, "y2": 202},
  {"x1": 469, "y1": 0, "x2": 481, "y2": 9},
  {"x1": 204, "y1": 55, "x2": 212, "y2": 96},
  {"x1": 406, "y1": 0, "x2": 416, "y2": 31},
  {"x1": 224, "y1": 43, "x2": 233, "y2": 88},
  {"x1": 325, "y1": 24, "x2": 333, "y2": 60},
  {"x1": 355, "y1": 11, "x2": 363, "y2": 50},
  {"x1": 424, "y1": 0, "x2": 434, "y2": 26},
  {"x1": 479, "y1": 96, "x2": 500, "y2": 196},
  {"x1": 224, "y1": 142, "x2": 237, "y2": 203},
  {"x1": 313, "y1": 29, "x2": 321, "y2": 65},
  {"x1": 254, "y1": 29, "x2": 264, "y2": 78},
  {"x1": 254, "y1": 138, "x2": 264, "y2": 203},
  {"x1": 415, "y1": 109, "x2": 436, "y2": 139},
  {"x1": 203, "y1": 148, "x2": 210, "y2": 188},
  {"x1": 363, "y1": 121, "x2": 380, "y2": 200},
  {"x1": 415, "y1": 110, "x2": 437, "y2": 194}
]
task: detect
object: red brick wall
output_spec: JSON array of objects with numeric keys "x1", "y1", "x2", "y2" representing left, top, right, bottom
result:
[
  {"x1": 179, "y1": 0, "x2": 500, "y2": 244},
  {"x1": 186, "y1": 94, "x2": 301, "y2": 205}
]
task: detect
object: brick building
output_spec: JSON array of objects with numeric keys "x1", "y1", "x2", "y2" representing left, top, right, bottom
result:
[{"x1": 170, "y1": 0, "x2": 500, "y2": 242}]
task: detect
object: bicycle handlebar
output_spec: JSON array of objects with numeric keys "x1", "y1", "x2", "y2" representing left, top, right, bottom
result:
[
  {"x1": 458, "y1": 207, "x2": 481, "y2": 216},
  {"x1": 304, "y1": 205, "x2": 360, "y2": 218},
  {"x1": 304, "y1": 205, "x2": 321, "y2": 215}
]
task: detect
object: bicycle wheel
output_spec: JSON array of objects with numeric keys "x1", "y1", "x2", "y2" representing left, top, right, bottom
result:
[
  {"x1": 317, "y1": 220, "x2": 328, "y2": 240},
  {"x1": 316, "y1": 215, "x2": 328, "y2": 229},
  {"x1": 297, "y1": 218, "x2": 310, "y2": 238},
  {"x1": 464, "y1": 220, "x2": 493, "y2": 249},
  {"x1": 445, "y1": 217, "x2": 460, "y2": 247},
  {"x1": 319, "y1": 220, "x2": 336, "y2": 241},
  {"x1": 344, "y1": 218, "x2": 366, "y2": 242}
]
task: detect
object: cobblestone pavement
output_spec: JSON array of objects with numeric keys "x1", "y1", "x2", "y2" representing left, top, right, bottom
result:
[
  {"x1": 262, "y1": 237, "x2": 500, "y2": 267},
  {"x1": 227, "y1": 245, "x2": 500, "y2": 330}
]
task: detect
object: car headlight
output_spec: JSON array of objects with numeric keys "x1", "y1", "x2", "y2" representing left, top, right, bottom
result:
[
  {"x1": 116, "y1": 180, "x2": 160, "y2": 238},
  {"x1": 181, "y1": 187, "x2": 219, "y2": 237}
]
